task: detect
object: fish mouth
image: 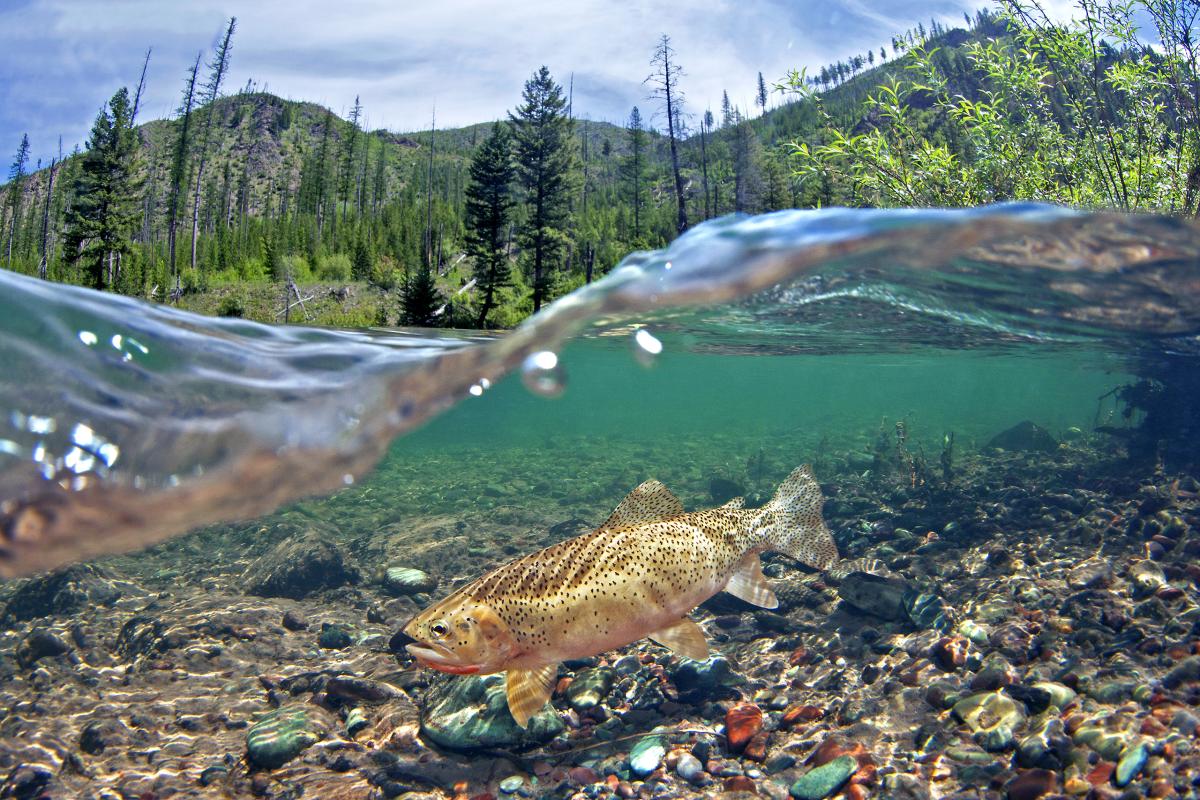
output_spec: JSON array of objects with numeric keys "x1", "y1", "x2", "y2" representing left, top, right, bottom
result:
[{"x1": 405, "y1": 642, "x2": 481, "y2": 675}]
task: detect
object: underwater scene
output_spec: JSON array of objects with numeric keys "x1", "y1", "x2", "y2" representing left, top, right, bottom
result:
[{"x1": 3, "y1": 205, "x2": 1200, "y2": 800}]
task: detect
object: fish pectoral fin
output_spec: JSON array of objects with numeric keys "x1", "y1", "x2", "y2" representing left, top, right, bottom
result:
[
  {"x1": 505, "y1": 664, "x2": 559, "y2": 728},
  {"x1": 724, "y1": 552, "x2": 779, "y2": 609},
  {"x1": 646, "y1": 617, "x2": 709, "y2": 661},
  {"x1": 602, "y1": 480, "x2": 685, "y2": 529}
]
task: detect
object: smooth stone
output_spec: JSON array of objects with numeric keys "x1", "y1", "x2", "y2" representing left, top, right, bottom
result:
[
  {"x1": 243, "y1": 532, "x2": 358, "y2": 599},
  {"x1": 1031, "y1": 681, "x2": 1076, "y2": 710},
  {"x1": 1163, "y1": 656, "x2": 1200, "y2": 690},
  {"x1": 419, "y1": 674, "x2": 564, "y2": 751},
  {"x1": 499, "y1": 775, "x2": 527, "y2": 794},
  {"x1": 246, "y1": 707, "x2": 319, "y2": 769},
  {"x1": 670, "y1": 655, "x2": 742, "y2": 696},
  {"x1": 837, "y1": 572, "x2": 909, "y2": 621},
  {"x1": 789, "y1": 755, "x2": 856, "y2": 800},
  {"x1": 676, "y1": 752, "x2": 705, "y2": 784},
  {"x1": 629, "y1": 733, "x2": 666, "y2": 777},
  {"x1": 318, "y1": 623, "x2": 354, "y2": 649},
  {"x1": 1087, "y1": 680, "x2": 1135, "y2": 704},
  {"x1": 345, "y1": 708, "x2": 368, "y2": 737},
  {"x1": 985, "y1": 421, "x2": 1058, "y2": 452},
  {"x1": 79, "y1": 718, "x2": 129, "y2": 755},
  {"x1": 1114, "y1": 743, "x2": 1148, "y2": 787},
  {"x1": 1129, "y1": 560, "x2": 1166, "y2": 597},
  {"x1": 16, "y1": 629, "x2": 71, "y2": 667},
  {"x1": 325, "y1": 675, "x2": 401, "y2": 703},
  {"x1": 1006, "y1": 768, "x2": 1057, "y2": 800},
  {"x1": 953, "y1": 692, "x2": 1025, "y2": 736},
  {"x1": 382, "y1": 567, "x2": 437, "y2": 596},
  {"x1": 566, "y1": 667, "x2": 615, "y2": 712},
  {"x1": 1016, "y1": 719, "x2": 1071, "y2": 770}
]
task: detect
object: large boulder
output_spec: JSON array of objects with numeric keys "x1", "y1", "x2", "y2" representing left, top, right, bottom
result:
[
  {"x1": 243, "y1": 532, "x2": 358, "y2": 599},
  {"x1": 986, "y1": 421, "x2": 1058, "y2": 453},
  {"x1": 3, "y1": 564, "x2": 121, "y2": 622}
]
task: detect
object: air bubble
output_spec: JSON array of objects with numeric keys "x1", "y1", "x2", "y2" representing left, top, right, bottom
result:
[
  {"x1": 632, "y1": 327, "x2": 663, "y2": 367},
  {"x1": 521, "y1": 350, "x2": 566, "y2": 397}
]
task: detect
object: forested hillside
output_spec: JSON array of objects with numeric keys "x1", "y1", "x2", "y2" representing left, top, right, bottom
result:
[{"x1": 9, "y1": 2, "x2": 1190, "y2": 328}]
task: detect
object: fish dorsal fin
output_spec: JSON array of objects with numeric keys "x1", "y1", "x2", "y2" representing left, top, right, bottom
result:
[
  {"x1": 720, "y1": 497, "x2": 746, "y2": 510},
  {"x1": 505, "y1": 664, "x2": 559, "y2": 728},
  {"x1": 724, "y1": 552, "x2": 779, "y2": 609},
  {"x1": 646, "y1": 617, "x2": 709, "y2": 661},
  {"x1": 602, "y1": 480, "x2": 684, "y2": 529}
]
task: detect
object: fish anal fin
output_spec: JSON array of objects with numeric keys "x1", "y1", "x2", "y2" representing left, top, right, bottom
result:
[
  {"x1": 646, "y1": 617, "x2": 709, "y2": 661},
  {"x1": 725, "y1": 552, "x2": 779, "y2": 609},
  {"x1": 505, "y1": 664, "x2": 558, "y2": 728},
  {"x1": 719, "y1": 497, "x2": 745, "y2": 510},
  {"x1": 602, "y1": 480, "x2": 685, "y2": 529}
]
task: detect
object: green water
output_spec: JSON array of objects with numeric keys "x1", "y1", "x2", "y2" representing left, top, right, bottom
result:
[{"x1": 381, "y1": 337, "x2": 1128, "y2": 508}]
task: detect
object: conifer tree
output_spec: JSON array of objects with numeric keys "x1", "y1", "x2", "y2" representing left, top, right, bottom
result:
[
  {"x1": 189, "y1": 17, "x2": 236, "y2": 272},
  {"x1": 66, "y1": 88, "x2": 144, "y2": 290},
  {"x1": 401, "y1": 264, "x2": 442, "y2": 326},
  {"x1": 622, "y1": 107, "x2": 646, "y2": 240},
  {"x1": 168, "y1": 52, "x2": 201, "y2": 287},
  {"x1": 38, "y1": 138, "x2": 61, "y2": 281},
  {"x1": 351, "y1": 232, "x2": 372, "y2": 281},
  {"x1": 756, "y1": 72, "x2": 768, "y2": 115},
  {"x1": 6, "y1": 134, "x2": 29, "y2": 270},
  {"x1": 649, "y1": 35, "x2": 687, "y2": 234},
  {"x1": 510, "y1": 65, "x2": 576, "y2": 312},
  {"x1": 721, "y1": 90, "x2": 733, "y2": 128},
  {"x1": 340, "y1": 95, "x2": 362, "y2": 226},
  {"x1": 464, "y1": 122, "x2": 515, "y2": 327}
]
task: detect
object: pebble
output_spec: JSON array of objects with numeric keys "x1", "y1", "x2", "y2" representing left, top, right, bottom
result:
[
  {"x1": 726, "y1": 702, "x2": 764, "y2": 753},
  {"x1": 629, "y1": 732, "x2": 666, "y2": 777},
  {"x1": 1005, "y1": 768, "x2": 1057, "y2": 800},
  {"x1": 675, "y1": 752, "x2": 706, "y2": 784},
  {"x1": 318, "y1": 623, "x2": 354, "y2": 649},
  {"x1": 566, "y1": 667, "x2": 615, "y2": 712},
  {"x1": 789, "y1": 755, "x2": 857, "y2": 800},
  {"x1": 382, "y1": 566, "x2": 437, "y2": 596},
  {"x1": 16, "y1": 628, "x2": 71, "y2": 667},
  {"x1": 1114, "y1": 743, "x2": 1148, "y2": 787},
  {"x1": 246, "y1": 707, "x2": 318, "y2": 769},
  {"x1": 499, "y1": 775, "x2": 527, "y2": 794}
]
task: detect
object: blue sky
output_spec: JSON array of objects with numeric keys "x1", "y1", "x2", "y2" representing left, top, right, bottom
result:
[{"x1": 0, "y1": 0, "x2": 983, "y2": 165}]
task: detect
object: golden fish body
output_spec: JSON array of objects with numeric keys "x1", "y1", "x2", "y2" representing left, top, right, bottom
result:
[{"x1": 404, "y1": 465, "x2": 836, "y2": 726}]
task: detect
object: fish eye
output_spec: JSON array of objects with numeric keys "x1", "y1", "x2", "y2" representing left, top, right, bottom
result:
[{"x1": 430, "y1": 622, "x2": 449, "y2": 638}]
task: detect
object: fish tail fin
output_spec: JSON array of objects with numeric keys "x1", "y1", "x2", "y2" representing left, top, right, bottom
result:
[{"x1": 749, "y1": 464, "x2": 837, "y2": 570}]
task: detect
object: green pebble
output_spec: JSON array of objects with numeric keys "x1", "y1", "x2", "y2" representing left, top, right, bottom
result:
[
  {"x1": 345, "y1": 707, "x2": 367, "y2": 737},
  {"x1": 1114, "y1": 743, "x2": 1148, "y2": 787},
  {"x1": 629, "y1": 733, "x2": 666, "y2": 777},
  {"x1": 789, "y1": 755, "x2": 857, "y2": 800},
  {"x1": 246, "y1": 708, "x2": 318, "y2": 769},
  {"x1": 499, "y1": 775, "x2": 526, "y2": 794}
]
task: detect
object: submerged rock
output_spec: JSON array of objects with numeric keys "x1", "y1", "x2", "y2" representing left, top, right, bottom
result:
[
  {"x1": 3, "y1": 564, "x2": 121, "y2": 622},
  {"x1": 629, "y1": 732, "x2": 667, "y2": 777},
  {"x1": 419, "y1": 674, "x2": 564, "y2": 750},
  {"x1": 246, "y1": 707, "x2": 319, "y2": 769},
  {"x1": 318, "y1": 623, "x2": 354, "y2": 649},
  {"x1": 243, "y1": 532, "x2": 358, "y2": 599},
  {"x1": 789, "y1": 755, "x2": 856, "y2": 800},
  {"x1": 15, "y1": 629, "x2": 71, "y2": 667},
  {"x1": 381, "y1": 567, "x2": 437, "y2": 596},
  {"x1": 837, "y1": 571, "x2": 909, "y2": 621},
  {"x1": 986, "y1": 421, "x2": 1058, "y2": 452},
  {"x1": 566, "y1": 666, "x2": 614, "y2": 711}
]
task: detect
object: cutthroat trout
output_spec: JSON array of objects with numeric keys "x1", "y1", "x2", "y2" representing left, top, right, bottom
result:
[{"x1": 403, "y1": 465, "x2": 837, "y2": 726}]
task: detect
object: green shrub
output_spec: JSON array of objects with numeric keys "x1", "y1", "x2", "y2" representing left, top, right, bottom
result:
[
  {"x1": 317, "y1": 253, "x2": 352, "y2": 282},
  {"x1": 280, "y1": 254, "x2": 311, "y2": 282},
  {"x1": 218, "y1": 293, "x2": 247, "y2": 318}
]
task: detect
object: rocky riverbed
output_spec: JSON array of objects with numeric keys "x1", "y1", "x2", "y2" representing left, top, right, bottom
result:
[{"x1": 2, "y1": 427, "x2": 1199, "y2": 800}]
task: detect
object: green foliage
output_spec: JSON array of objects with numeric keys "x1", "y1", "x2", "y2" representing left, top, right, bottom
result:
[
  {"x1": 510, "y1": 66, "x2": 577, "y2": 312},
  {"x1": 316, "y1": 253, "x2": 351, "y2": 281},
  {"x1": 351, "y1": 234, "x2": 373, "y2": 281},
  {"x1": 789, "y1": 0, "x2": 1200, "y2": 212},
  {"x1": 65, "y1": 87, "x2": 144, "y2": 290},
  {"x1": 465, "y1": 122, "x2": 516, "y2": 327},
  {"x1": 218, "y1": 292, "x2": 247, "y2": 317},
  {"x1": 401, "y1": 264, "x2": 443, "y2": 326}
]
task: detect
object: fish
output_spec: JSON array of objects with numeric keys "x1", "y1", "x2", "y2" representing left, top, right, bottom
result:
[{"x1": 402, "y1": 464, "x2": 837, "y2": 726}]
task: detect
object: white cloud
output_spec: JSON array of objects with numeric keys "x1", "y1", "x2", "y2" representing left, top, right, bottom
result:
[{"x1": 0, "y1": 0, "x2": 980, "y2": 163}]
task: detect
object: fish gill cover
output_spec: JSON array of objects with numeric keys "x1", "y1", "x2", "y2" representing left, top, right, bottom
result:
[{"x1": 0, "y1": 203, "x2": 1198, "y2": 576}]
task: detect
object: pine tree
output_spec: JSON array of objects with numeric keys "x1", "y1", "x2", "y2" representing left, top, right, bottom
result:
[
  {"x1": 648, "y1": 35, "x2": 688, "y2": 234},
  {"x1": 464, "y1": 122, "x2": 515, "y2": 327},
  {"x1": 756, "y1": 72, "x2": 768, "y2": 115},
  {"x1": 189, "y1": 17, "x2": 236, "y2": 272},
  {"x1": 700, "y1": 109, "x2": 713, "y2": 220},
  {"x1": 65, "y1": 88, "x2": 144, "y2": 290},
  {"x1": 510, "y1": 65, "x2": 576, "y2": 313},
  {"x1": 351, "y1": 231, "x2": 372, "y2": 281},
  {"x1": 340, "y1": 95, "x2": 362, "y2": 227},
  {"x1": 622, "y1": 107, "x2": 646, "y2": 240},
  {"x1": 168, "y1": 52, "x2": 201, "y2": 287},
  {"x1": 721, "y1": 91, "x2": 733, "y2": 128},
  {"x1": 401, "y1": 264, "x2": 442, "y2": 326},
  {"x1": 6, "y1": 133, "x2": 30, "y2": 270}
]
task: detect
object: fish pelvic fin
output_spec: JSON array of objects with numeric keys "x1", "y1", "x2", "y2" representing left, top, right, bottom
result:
[
  {"x1": 602, "y1": 479, "x2": 685, "y2": 529},
  {"x1": 725, "y1": 552, "x2": 779, "y2": 608},
  {"x1": 505, "y1": 664, "x2": 559, "y2": 728},
  {"x1": 749, "y1": 464, "x2": 838, "y2": 570},
  {"x1": 646, "y1": 617, "x2": 709, "y2": 661}
]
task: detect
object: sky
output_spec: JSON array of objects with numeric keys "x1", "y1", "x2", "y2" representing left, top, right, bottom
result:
[{"x1": 0, "y1": 0, "x2": 991, "y2": 166}]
